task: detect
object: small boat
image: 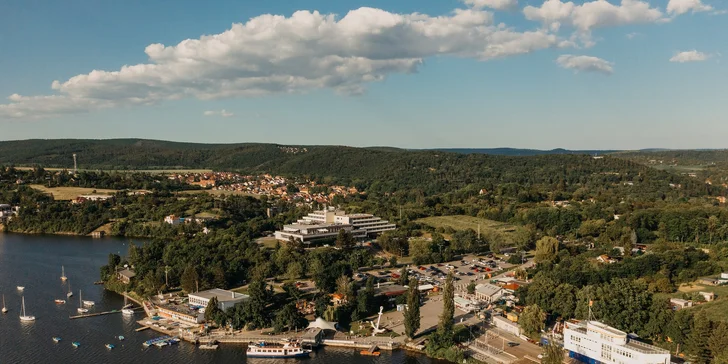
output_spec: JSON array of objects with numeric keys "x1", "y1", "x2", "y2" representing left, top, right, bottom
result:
[
  {"x1": 122, "y1": 308, "x2": 134, "y2": 316},
  {"x1": 77, "y1": 290, "x2": 89, "y2": 313},
  {"x1": 246, "y1": 341, "x2": 311, "y2": 358},
  {"x1": 53, "y1": 337, "x2": 62, "y2": 343},
  {"x1": 199, "y1": 341, "x2": 218, "y2": 350},
  {"x1": 105, "y1": 344, "x2": 115, "y2": 350},
  {"x1": 61, "y1": 266, "x2": 67, "y2": 281},
  {"x1": 2, "y1": 294, "x2": 8, "y2": 314},
  {"x1": 83, "y1": 300, "x2": 95, "y2": 307},
  {"x1": 118, "y1": 336, "x2": 125, "y2": 341},
  {"x1": 54, "y1": 299, "x2": 66, "y2": 304},
  {"x1": 19, "y1": 296, "x2": 35, "y2": 322},
  {"x1": 360, "y1": 350, "x2": 381, "y2": 356},
  {"x1": 17, "y1": 286, "x2": 24, "y2": 291},
  {"x1": 67, "y1": 282, "x2": 73, "y2": 298},
  {"x1": 72, "y1": 342, "x2": 81, "y2": 348}
]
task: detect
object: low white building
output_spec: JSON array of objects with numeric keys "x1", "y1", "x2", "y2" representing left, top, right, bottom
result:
[
  {"x1": 188, "y1": 289, "x2": 249, "y2": 312},
  {"x1": 563, "y1": 320, "x2": 670, "y2": 364},
  {"x1": 164, "y1": 215, "x2": 184, "y2": 225},
  {"x1": 454, "y1": 296, "x2": 478, "y2": 313},
  {"x1": 296, "y1": 207, "x2": 396, "y2": 237},
  {"x1": 474, "y1": 283, "x2": 503, "y2": 303},
  {"x1": 274, "y1": 222, "x2": 365, "y2": 243}
]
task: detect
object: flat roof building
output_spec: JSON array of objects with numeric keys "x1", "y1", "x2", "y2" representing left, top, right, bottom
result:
[
  {"x1": 295, "y1": 207, "x2": 396, "y2": 237},
  {"x1": 188, "y1": 288, "x2": 249, "y2": 312},
  {"x1": 474, "y1": 283, "x2": 503, "y2": 303},
  {"x1": 274, "y1": 222, "x2": 365, "y2": 243},
  {"x1": 564, "y1": 320, "x2": 670, "y2": 364},
  {"x1": 157, "y1": 302, "x2": 204, "y2": 324}
]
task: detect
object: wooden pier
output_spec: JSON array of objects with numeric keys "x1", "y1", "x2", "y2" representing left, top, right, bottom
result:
[
  {"x1": 135, "y1": 326, "x2": 150, "y2": 332},
  {"x1": 70, "y1": 310, "x2": 121, "y2": 320}
]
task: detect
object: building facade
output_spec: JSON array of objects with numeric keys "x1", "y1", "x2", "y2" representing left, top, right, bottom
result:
[
  {"x1": 563, "y1": 320, "x2": 670, "y2": 364},
  {"x1": 274, "y1": 222, "x2": 365, "y2": 243},
  {"x1": 188, "y1": 288, "x2": 249, "y2": 312}
]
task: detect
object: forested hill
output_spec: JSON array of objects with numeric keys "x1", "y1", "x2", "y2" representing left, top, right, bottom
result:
[
  {"x1": 0, "y1": 139, "x2": 711, "y2": 197},
  {"x1": 432, "y1": 148, "x2": 619, "y2": 156}
]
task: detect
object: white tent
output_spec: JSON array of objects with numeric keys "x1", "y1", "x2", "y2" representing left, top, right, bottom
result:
[{"x1": 306, "y1": 317, "x2": 337, "y2": 331}]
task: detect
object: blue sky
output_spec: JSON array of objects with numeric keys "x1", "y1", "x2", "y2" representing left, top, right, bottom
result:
[{"x1": 0, "y1": 0, "x2": 725, "y2": 149}]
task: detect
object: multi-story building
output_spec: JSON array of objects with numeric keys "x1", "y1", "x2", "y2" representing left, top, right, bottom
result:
[
  {"x1": 295, "y1": 207, "x2": 396, "y2": 237},
  {"x1": 274, "y1": 222, "x2": 365, "y2": 243},
  {"x1": 188, "y1": 288, "x2": 249, "y2": 312},
  {"x1": 563, "y1": 320, "x2": 670, "y2": 364}
]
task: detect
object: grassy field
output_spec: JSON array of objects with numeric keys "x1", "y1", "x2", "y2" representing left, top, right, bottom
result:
[
  {"x1": 664, "y1": 283, "x2": 728, "y2": 322},
  {"x1": 29, "y1": 184, "x2": 119, "y2": 200}
]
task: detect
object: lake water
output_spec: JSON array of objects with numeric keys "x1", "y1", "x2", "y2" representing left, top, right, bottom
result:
[{"x1": 0, "y1": 233, "x2": 442, "y2": 364}]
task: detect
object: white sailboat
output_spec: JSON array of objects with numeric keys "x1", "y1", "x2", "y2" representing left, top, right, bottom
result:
[
  {"x1": 122, "y1": 294, "x2": 134, "y2": 316},
  {"x1": 2, "y1": 294, "x2": 8, "y2": 314},
  {"x1": 61, "y1": 266, "x2": 67, "y2": 281},
  {"x1": 77, "y1": 290, "x2": 88, "y2": 314},
  {"x1": 16, "y1": 286, "x2": 24, "y2": 291},
  {"x1": 67, "y1": 282, "x2": 73, "y2": 298},
  {"x1": 19, "y1": 296, "x2": 35, "y2": 322}
]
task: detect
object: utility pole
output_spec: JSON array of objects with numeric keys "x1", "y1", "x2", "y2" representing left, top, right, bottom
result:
[
  {"x1": 164, "y1": 265, "x2": 170, "y2": 287},
  {"x1": 73, "y1": 154, "x2": 77, "y2": 174}
]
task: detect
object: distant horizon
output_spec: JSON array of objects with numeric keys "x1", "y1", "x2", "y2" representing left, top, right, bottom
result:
[{"x1": 0, "y1": 137, "x2": 726, "y2": 153}]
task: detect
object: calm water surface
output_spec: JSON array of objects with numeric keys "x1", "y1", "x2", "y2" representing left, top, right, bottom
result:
[{"x1": 0, "y1": 233, "x2": 441, "y2": 364}]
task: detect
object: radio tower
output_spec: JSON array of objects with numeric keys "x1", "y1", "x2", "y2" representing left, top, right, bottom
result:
[{"x1": 73, "y1": 154, "x2": 77, "y2": 174}]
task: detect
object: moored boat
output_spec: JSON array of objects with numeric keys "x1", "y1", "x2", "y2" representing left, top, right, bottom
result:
[
  {"x1": 2, "y1": 294, "x2": 8, "y2": 314},
  {"x1": 53, "y1": 337, "x2": 62, "y2": 343},
  {"x1": 106, "y1": 343, "x2": 115, "y2": 349},
  {"x1": 19, "y1": 296, "x2": 35, "y2": 322},
  {"x1": 17, "y1": 286, "x2": 24, "y2": 291},
  {"x1": 82, "y1": 300, "x2": 95, "y2": 307},
  {"x1": 55, "y1": 299, "x2": 66, "y2": 304},
  {"x1": 77, "y1": 290, "x2": 88, "y2": 313},
  {"x1": 72, "y1": 341, "x2": 81, "y2": 348},
  {"x1": 246, "y1": 341, "x2": 311, "y2": 358},
  {"x1": 67, "y1": 282, "x2": 73, "y2": 298},
  {"x1": 118, "y1": 335, "x2": 125, "y2": 341},
  {"x1": 61, "y1": 266, "x2": 67, "y2": 281}
]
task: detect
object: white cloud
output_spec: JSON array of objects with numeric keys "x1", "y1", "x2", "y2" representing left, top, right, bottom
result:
[
  {"x1": 462, "y1": 0, "x2": 518, "y2": 11},
  {"x1": 626, "y1": 32, "x2": 641, "y2": 39},
  {"x1": 524, "y1": 0, "x2": 666, "y2": 32},
  {"x1": 204, "y1": 109, "x2": 234, "y2": 117},
  {"x1": 0, "y1": 7, "x2": 562, "y2": 120},
  {"x1": 556, "y1": 54, "x2": 614, "y2": 74},
  {"x1": 666, "y1": 0, "x2": 712, "y2": 15},
  {"x1": 669, "y1": 50, "x2": 710, "y2": 62}
]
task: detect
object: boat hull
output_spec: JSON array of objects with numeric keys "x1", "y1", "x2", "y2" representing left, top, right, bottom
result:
[{"x1": 246, "y1": 352, "x2": 311, "y2": 358}]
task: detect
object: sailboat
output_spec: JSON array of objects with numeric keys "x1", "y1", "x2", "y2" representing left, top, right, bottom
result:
[
  {"x1": 2, "y1": 294, "x2": 8, "y2": 314},
  {"x1": 67, "y1": 282, "x2": 73, "y2": 298},
  {"x1": 77, "y1": 290, "x2": 88, "y2": 314},
  {"x1": 19, "y1": 296, "x2": 35, "y2": 322},
  {"x1": 61, "y1": 266, "x2": 67, "y2": 281},
  {"x1": 122, "y1": 294, "x2": 134, "y2": 316},
  {"x1": 16, "y1": 286, "x2": 24, "y2": 291}
]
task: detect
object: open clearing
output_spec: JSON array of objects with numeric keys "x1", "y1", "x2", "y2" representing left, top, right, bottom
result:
[
  {"x1": 29, "y1": 185, "x2": 119, "y2": 200},
  {"x1": 668, "y1": 283, "x2": 728, "y2": 322},
  {"x1": 416, "y1": 215, "x2": 518, "y2": 233}
]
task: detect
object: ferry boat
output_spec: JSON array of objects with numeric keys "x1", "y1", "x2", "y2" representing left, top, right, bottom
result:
[{"x1": 246, "y1": 341, "x2": 311, "y2": 359}]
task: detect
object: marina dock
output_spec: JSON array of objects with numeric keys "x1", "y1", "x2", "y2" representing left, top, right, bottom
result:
[{"x1": 70, "y1": 310, "x2": 121, "y2": 320}]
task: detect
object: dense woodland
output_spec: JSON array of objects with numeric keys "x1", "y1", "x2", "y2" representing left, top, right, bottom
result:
[{"x1": 2, "y1": 142, "x2": 728, "y2": 362}]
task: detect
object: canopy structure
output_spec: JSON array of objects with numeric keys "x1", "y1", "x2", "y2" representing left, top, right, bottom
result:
[{"x1": 306, "y1": 317, "x2": 337, "y2": 331}]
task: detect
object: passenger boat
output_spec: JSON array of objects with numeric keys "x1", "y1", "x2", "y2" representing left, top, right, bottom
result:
[
  {"x1": 246, "y1": 341, "x2": 311, "y2": 358},
  {"x1": 55, "y1": 299, "x2": 66, "y2": 304},
  {"x1": 53, "y1": 337, "x2": 62, "y2": 343},
  {"x1": 105, "y1": 344, "x2": 115, "y2": 350},
  {"x1": 72, "y1": 342, "x2": 81, "y2": 348}
]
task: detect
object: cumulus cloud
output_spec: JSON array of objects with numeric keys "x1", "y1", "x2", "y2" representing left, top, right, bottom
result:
[
  {"x1": 204, "y1": 109, "x2": 234, "y2": 117},
  {"x1": 556, "y1": 54, "x2": 614, "y2": 74},
  {"x1": 0, "y1": 7, "x2": 563, "y2": 120},
  {"x1": 666, "y1": 0, "x2": 712, "y2": 15},
  {"x1": 669, "y1": 50, "x2": 710, "y2": 62},
  {"x1": 524, "y1": 0, "x2": 666, "y2": 32},
  {"x1": 462, "y1": 0, "x2": 518, "y2": 11}
]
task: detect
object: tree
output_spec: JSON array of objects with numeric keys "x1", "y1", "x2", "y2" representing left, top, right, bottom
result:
[
  {"x1": 273, "y1": 303, "x2": 307, "y2": 333},
  {"x1": 108, "y1": 253, "x2": 121, "y2": 271},
  {"x1": 644, "y1": 298, "x2": 674, "y2": 340},
  {"x1": 535, "y1": 236, "x2": 559, "y2": 263},
  {"x1": 389, "y1": 255, "x2": 398, "y2": 267},
  {"x1": 467, "y1": 281, "x2": 476, "y2": 295},
  {"x1": 336, "y1": 275, "x2": 352, "y2": 301},
  {"x1": 404, "y1": 278, "x2": 421, "y2": 338},
  {"x1": 335, "y1": 229, "x2": 355, "y2": 250},
  {"x1": 520, "y1": 305, "x2": 546, "y2": 340},
  {"x1": 541, "y1": 337, "x2": 564, "y2": 364},
  {"x1": 398, "y1": 266, "x2": 409, "y2": 286},
  {"x1": 708, "y1": 321, "x2": 728, "y2": 359},
  {"x1": 666, "y1": 310, "x2": 693, "y2": 354},
  {"x1": 180, "y1": 264, "x2": 199, "y2": 293},
  {"x1": 436, "y1": 272, "x2": 455, "y2": 346},
  {"x1": 685, "y1": 311, "x2": 711, "y2": 364},
  {"x1": 204, "y1": 296, "x2": 225, "y2": 326}
]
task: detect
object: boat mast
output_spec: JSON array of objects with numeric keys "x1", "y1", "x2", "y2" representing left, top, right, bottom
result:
[{"x1": 22, "y1": 296, "x2": 26, "y2": 316}]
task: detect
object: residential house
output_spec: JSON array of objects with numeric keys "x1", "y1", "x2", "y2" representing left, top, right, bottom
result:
[
  {"x1": 670, "y1": 298, "x2": 693, "y2": 310},
  {"x1": 699, "y1": 292, "x2": 715, "y2": 302},
  {"x1": 116, "y1": 268, "x2": 137, "y2": 284}
]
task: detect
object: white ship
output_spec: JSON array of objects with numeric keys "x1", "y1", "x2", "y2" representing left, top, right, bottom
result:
[{"x1": 246, "y1": 341, "x2": 311, "y2": 359}]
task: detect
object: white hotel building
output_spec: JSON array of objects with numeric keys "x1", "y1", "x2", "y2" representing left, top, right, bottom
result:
[
  {"x1": 275, "y1": 208, "x2": 396, "y2": 243},
  {"x1": 563, "y1": 320, "x2": 670, "y2": 364}
]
